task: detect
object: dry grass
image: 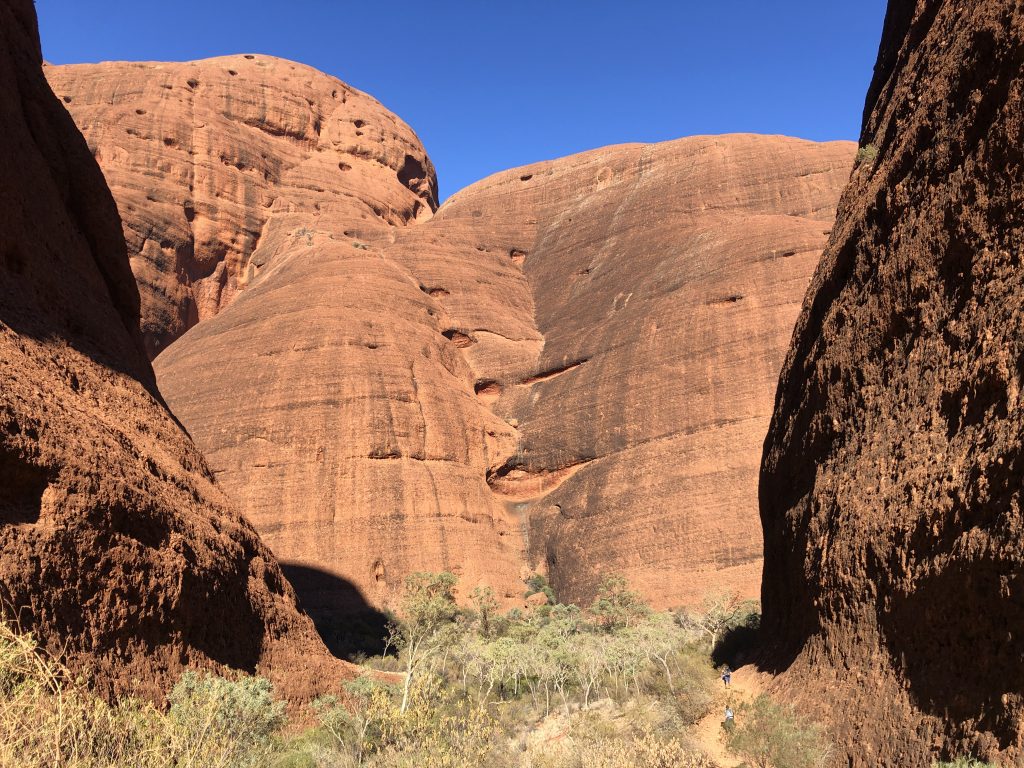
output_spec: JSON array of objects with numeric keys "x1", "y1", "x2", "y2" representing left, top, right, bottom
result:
[{"x1": 0, "y1": 619, "x2": 284, "y2": 768}]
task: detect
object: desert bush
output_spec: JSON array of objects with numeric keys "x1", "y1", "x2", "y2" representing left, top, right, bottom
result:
[
  {"x1": 523, "y1": 709, "x2": 714, "y2": 768},
  {"x1": 389, "y1": 571, "x2": 460, "y2": 713},
  {"x1": 525, "y1": 574, "x2": 557, "y2": 605},
  {"x1": 0, "y1": 617, "x2": 296, "y2": 768},
  {"x1": 167, "y1": 670, "x2": 287, "y2": 768},
  {"x1": 727, "y1": 694, "x2": 831, "y2": 768},
  {"x1": 678, "y1": 591, "x2": 759, "y2": 651},
  {"x1": 0, "y1": 619, "x2": 174, "y2": 768},
  {"x1": 855, "y1": 143, "x2": 878, "y2": 167},
  {"x1": 589, "y1": 574, "x2": 649, "y2": 631},
  {"x1": 934, "y1": 760, "x2": 997, "y2": 768},
  {"x1": 361, "y1": 675, "x2": 498, "y2": 768}
]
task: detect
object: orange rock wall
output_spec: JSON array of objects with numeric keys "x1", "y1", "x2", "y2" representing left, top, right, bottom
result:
[
  {"x1": 52, "y1": 57, "x2": 854, "y2": 621},
  {"x1": 47, "y1": 56, "x2": 436, "y2": 358}
]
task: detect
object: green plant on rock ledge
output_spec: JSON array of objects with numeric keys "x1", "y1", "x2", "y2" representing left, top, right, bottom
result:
[{"x1": 855, "y1": 143, "x2": 878, "y2": 168}]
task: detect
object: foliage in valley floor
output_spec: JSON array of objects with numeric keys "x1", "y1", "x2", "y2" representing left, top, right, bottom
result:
[{"x1": 0, "y1": 574, "x2": 835, "y2": 768}]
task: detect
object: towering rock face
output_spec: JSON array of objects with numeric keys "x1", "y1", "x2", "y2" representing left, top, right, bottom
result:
[
  {"x1": 47, "y1": 56, "x2": 436, "y2": 358},
  {"x1": 0, "y1": 0, "x2": 345, "y2": 701},
  {"x1": 51, "y1": 55, "x2": 853, "y2": 629},
  {"x1": 760, "y1": 0, "x2": 1024, "y2": 763},
  {"x1": 150, "y1": 129, "x2": 852, "y2": 626},
  {"x1": 424, "y1": 136, "x2": 854, "y2": 608}
]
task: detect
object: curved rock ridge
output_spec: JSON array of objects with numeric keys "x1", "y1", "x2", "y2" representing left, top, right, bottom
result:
[
  {"x1": 424, "y1": 135, "x2": 854, "y2": 607},
  {"x1": 151, "y1": 120, "x2": 853, "y2": 619},
  {"x1": 0, "y1": 0, "x2": 347, "y2": 702},
  {"x1": 46, "y1": 55, "x2": 437, "y2": 358},
  {"x1": 760, "y1": 0, "x2": 1024, "y2": 764}
]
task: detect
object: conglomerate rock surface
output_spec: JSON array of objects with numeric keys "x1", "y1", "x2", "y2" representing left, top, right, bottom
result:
[
  {"x1": 47, "y1": 55, "x2": 436, "y2": 358},
  {"x1": 0, "y1": 0, "x2": 347, "y2": 702},
  {"x1": 50, "y1": 54, "x2": 853, "y2": 626},
  {"x1": 760, "y1": 0, "x2": 1024, "y2": 764}
]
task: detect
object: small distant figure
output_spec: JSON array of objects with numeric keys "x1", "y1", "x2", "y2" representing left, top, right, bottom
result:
[
  {"x1": 723, "y1": 704, "x2": 735, "y2": 732},
  {"x1": 721, "y1": 665, "x2": 732, "y2": 688}
]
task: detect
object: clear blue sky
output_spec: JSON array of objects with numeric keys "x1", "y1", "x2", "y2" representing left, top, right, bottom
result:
[{"x1": 37, "y1": 1, "x2": 888, "y2": 201}]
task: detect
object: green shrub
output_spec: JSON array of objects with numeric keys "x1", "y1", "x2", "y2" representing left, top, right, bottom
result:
[
  {"x1": 934, "y1": 760, "x2": 998, "y2": 768},
  {"x1": 390, "y1": 571, "x2": 461, "y2": 713},
  {"x1": 168, "y1": 670, "x2": 287, "y2": 768},
  {"x1": 589, "y1": 574, "x2": 649, "y2": 631},
  {"x1": 855, "y1": 143, "x2": 878, "y2": 167},
  {"x1": 524, "y1": 574, "x2": 557, "y2": 604},
  {"x1": 726, "y1": 695, "x2": 831, "y2": 768}
]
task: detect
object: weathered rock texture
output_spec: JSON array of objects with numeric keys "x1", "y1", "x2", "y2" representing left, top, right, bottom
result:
[
  {"x1": 147, "y1": 122, "x2": 852, "y2": 620},
  {"x1": 760, "y1": 0, "x2": 1024, "y2": 764},
  {"x1": 0, "y1": 0, "x2": 345, "y2": 702},
  {"x1": 47, "y1": 56, "x2": 436, "y2": 358},
  {"x1": 426, "y1": 136, "x2": 854, "y2": 610},
  {"x1": 50, "y1": 53, "x2": 853, "y2": 623}
]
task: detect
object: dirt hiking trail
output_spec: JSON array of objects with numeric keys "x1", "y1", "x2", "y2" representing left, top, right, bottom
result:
[{"x1": 694, "y1": 665, "x2": 767, "y2": 766}]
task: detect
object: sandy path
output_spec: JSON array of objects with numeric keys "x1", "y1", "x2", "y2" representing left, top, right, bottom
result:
[{"x1": 692, "y1": 665, "x2": 767, "y2": 766}]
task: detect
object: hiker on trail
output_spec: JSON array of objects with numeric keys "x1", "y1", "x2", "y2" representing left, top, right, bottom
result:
[
  {"x1": 721, "y1": 665, "x2": 732, "y2": 688},
  {"x1": 723, "y1": 704, "x2": 735, "y2": 730}
]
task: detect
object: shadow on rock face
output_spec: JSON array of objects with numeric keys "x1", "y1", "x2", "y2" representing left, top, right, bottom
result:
[
  {"x1": 882, "y1": 557, "x2": 1024, "y2": 748},
  {"x1": 281, "y1": 562, "x2": 392, "y2": 661}
]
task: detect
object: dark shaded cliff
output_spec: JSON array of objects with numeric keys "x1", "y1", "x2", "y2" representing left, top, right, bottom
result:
[
  {"x1": 0, "y1": 0, "x2": 348, "y2": 702},
  {"x1": 760, "y1": 0, "x2": 1024, "y2": 764}
]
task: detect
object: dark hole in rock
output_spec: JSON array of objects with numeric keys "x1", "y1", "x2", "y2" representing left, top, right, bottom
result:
[
  {"x1": 338, "y1": 162, "x2": 352, "y2": 172},
  {"x1": 228, "y1": 69, "x2": 238, "y2": 76},
  {"x1": 0, "y1": 445, "x2": 49, "y2": 525},
  {"x1": 520, "y1": 174, "x2": 533, "y2": 181},
  {"x1": 474, "y1": 380, "x2": 502, "y2": 403},
  {"x1": 186, "y1": 78, "x2": 199, "y2": 89},
  {"x1": 244, "y1": 54, "x2": 255, "y2": 59},
  {"x1": 442, "y1": 329, "x2": 475, "y2": 348},
  {"x1": 397, "y1": 154, "x2": 427, "y2": 194}
]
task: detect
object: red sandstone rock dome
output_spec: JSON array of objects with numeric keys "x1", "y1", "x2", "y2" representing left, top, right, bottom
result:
[{"x1": 53, "y1": 44, "x2": 854, "y2": 634}]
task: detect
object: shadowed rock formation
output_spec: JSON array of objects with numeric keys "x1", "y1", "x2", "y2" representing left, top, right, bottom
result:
[
  {"x1": 760, "y1": 0, "x2": 1024, "y2": 763},
  {"x1": 51, "y1": 55, "x2": 853, "y2": 618},
  {"x1": 0, "y1": 0, "x2": 347, "y2": 702},
  {"x1": 47, "y1": 56, "x2": 436, "y2": 358}
]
